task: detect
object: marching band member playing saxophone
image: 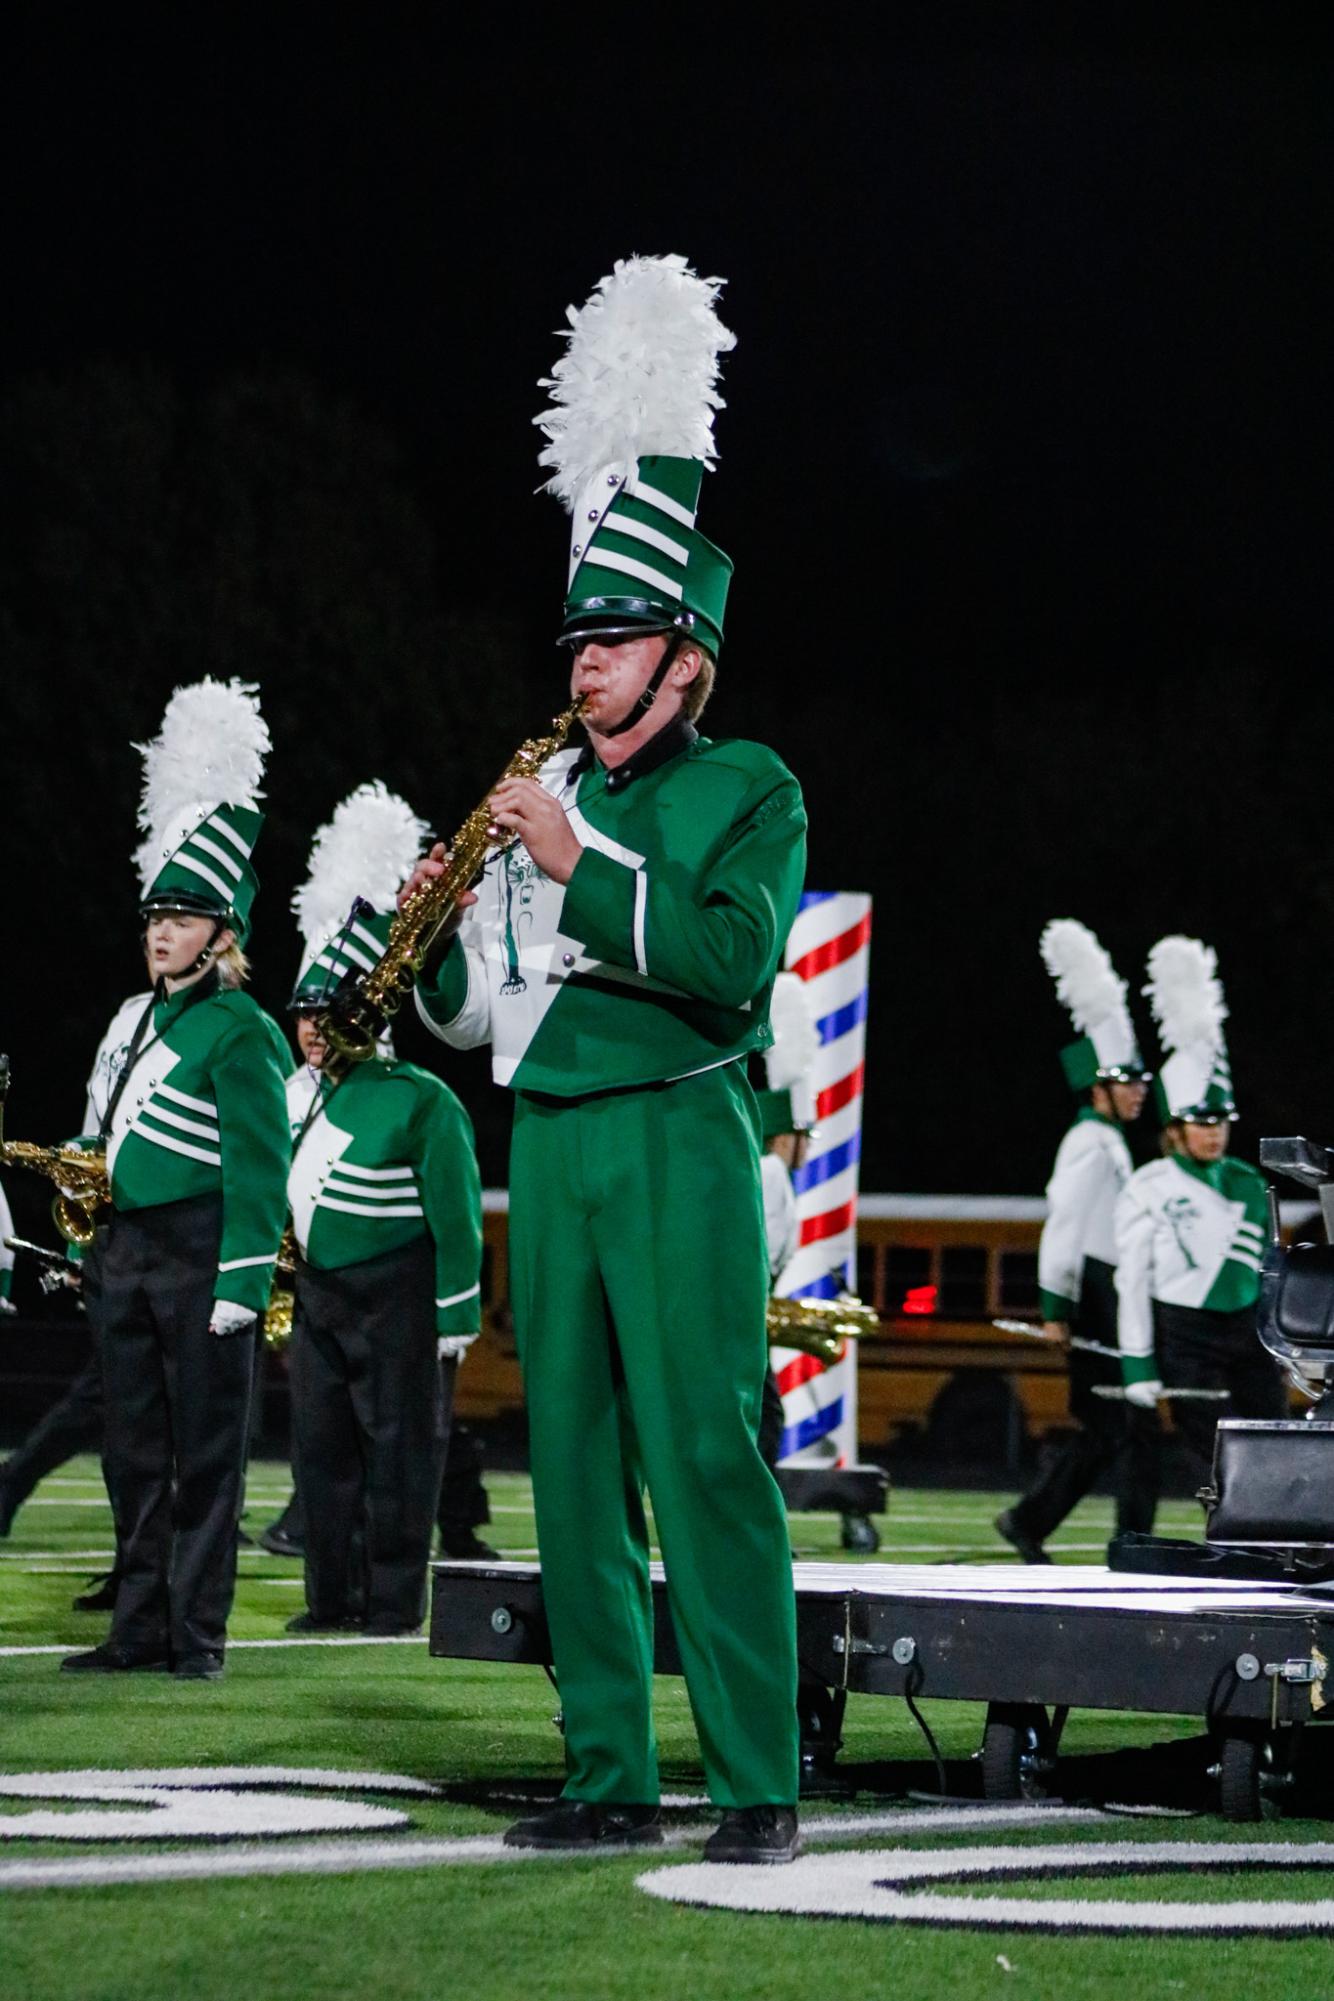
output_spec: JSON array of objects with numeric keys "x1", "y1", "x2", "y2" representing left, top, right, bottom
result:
[
  {"x1": 62, "y1": 680, "x2": 291, "y2": 1682},
  {"x1": 405, "y1": 258, "x2": 806, "y2": 1864},
  {"x1": 285, "y1": 785, "x2": 483, "y2": 1636}
]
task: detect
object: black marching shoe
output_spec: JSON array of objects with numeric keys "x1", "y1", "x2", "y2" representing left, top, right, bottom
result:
[
  {"x1": 703, "y1": 1806, "x2": 802, "y2": 1865},
  {"x1": 840, "y1": 1511, "x2": 881, "y2": 1554},
  {"x1": 285, "y1": 1611, "x2": 362, "y2": 1634},
  {"x1": 259, "y1": 1522, "x2": 305, "y2": 1558},
  {"x1": 173, "y1": 1652, "x2": 224, "y2": 1681},
  {"x1": 0, "y1": 1476, "x2": 17, "y2": 1539},
  {"x1": 60, "y1": 1642, "x2": 169, "y2": 1675},
  {"x1": 994, "y1": 1508, "x2": 1051, "y2": 1566},
  {"x1": 438, "y1": 1530, "x2": 502, "y2": 1562},
  {"x1": 503, "y1": 1800, "x2": 662, "y2": 1850},
  {"x1": 72, "y1": 1568, "x2": 121, "y2": 1613}
]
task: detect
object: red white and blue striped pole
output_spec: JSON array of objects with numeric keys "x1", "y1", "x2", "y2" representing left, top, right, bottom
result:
[{"x1": 772, "y1": 890, "x2": 872, "y2": 1469}]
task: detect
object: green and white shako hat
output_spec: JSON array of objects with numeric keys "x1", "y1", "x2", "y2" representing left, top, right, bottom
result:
[
  {"x1": 1145, "y1": 935, "x2": 1237, "y2": 1123},
  {"x1": 291, "y1": 782, "x2": 429, "y2": 1011},
  {"x1": 133, "y1": 678, "x2": 271, "y2": 944},
  {"x1": 535, "y1": 255, "x2": 736, "y2": 656},
  {"x1": 755, "y1": 972, "x2": 821, "y2": 1141},
  {"x1": 1040, "y1": 918, "x2": 1150, "y2": 1093}
]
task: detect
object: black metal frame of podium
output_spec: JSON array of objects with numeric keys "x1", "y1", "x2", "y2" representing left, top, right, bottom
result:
[
  {"x1": 430, "y1": 1555, "x2": 1334, "y2": 1822},
  {"x1": 775, "y1": 1462, "x2": 889, "y2": 1519}
]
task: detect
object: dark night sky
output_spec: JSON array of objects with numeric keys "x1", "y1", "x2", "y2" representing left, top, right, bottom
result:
[{"x1": 2, "y1": 10, "x2": 1331, "y2": 1201}]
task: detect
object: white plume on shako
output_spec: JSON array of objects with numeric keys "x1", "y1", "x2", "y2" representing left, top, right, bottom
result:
[
  {"x1": 133, "y1": 678, "x2": 270, "y2": 889},
  {"x1": 294, "y1": 782, "x2": 429, "y2": 963},
  {"x1": 1145, "y1": 936, "x2": 1228, "y2": 1054},
  {"x1": 535, "y1": 253, "x2": 735, "y2": 508},
  {"x1": 1040, "y1": 919, "x2": 1128, "y2": 1034}
]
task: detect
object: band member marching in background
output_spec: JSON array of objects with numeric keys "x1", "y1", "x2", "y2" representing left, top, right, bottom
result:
[
  {"x1": 1115, "y1": 935, "x2": 1285, "y2": 1495},
  {"x1": 408, "y1": 255, "x2": 806, "y2": 1863},
  {"x1": 0, "y1": 994, "x2": 151, "y2": 1593},
  {"x1": 62, "y1": 678, "x2": 291, "y2": 1681},
  {"x1": 286, "y1": 783, "x2": 483, "y2": 1636},
  {"x1": 996, "y1": 920, "x2": 1159, "y2": 1563}
]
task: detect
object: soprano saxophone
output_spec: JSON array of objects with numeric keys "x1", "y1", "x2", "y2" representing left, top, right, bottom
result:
[
  {"x1": 317, "y1": 699, "x2": 586, "y2": 1078},
  {"x1": 0, "y1": 1055, "x2": 109, "y2": 1248}
]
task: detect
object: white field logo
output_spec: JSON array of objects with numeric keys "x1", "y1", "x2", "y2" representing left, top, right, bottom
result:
[
  {"x1": 639, "y1": 1832, "x2": 1334, "y2": 1936},
  {"x1": 5, "y1": 1781, "x2": 1334, "y2": 1931},
  {"x1": 0, "y1": 1768, "x2": 438, "y2": 1842}
]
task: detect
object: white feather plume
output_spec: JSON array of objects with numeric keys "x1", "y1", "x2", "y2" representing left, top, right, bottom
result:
[
  {"x1": 534, "y1": 254, "x2": 736, "y2": 508},
  {"x1": 294, "y1": 781, "x2": 429, "y2": 954},
  {"x1": 1145, "y1": 936, "x2": 1228, "y2": 1053},
  {"x1": 133, "y1": 678, "x2": 270, "y2": 891},
  {"x1": 766, "y1": 972, "x2": 820, "y2": 1093},
  {"x1": 1040, "y1": 919, "x2": 1126, "y2": 1033}
]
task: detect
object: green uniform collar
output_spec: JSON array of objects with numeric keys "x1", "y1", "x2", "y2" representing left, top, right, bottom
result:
[
  {"x1": 572, "y1": 715, "x2": 698, "y2": 793},
  {"x1": 1171, "y1": 1150, "x2": 1227, "y2": 1193},
  {"x1": 153, "y1": 970, "x2": 220, "y2": 1030}
]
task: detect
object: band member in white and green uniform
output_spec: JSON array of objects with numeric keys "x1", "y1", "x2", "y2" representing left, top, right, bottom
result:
[
  {"x1": 1116, "y1": 935, "x2": 1285, "y2": 1493},
  {"x1": 284, "y1": 784, "x2": 483, "y2": 1636},
  {"x1": 62, "y1": 681, "x2": 291, "y2": 1681},
  {"x1": 996, "y1": 921, "x2": 1159, "y2": 1563},
  {"x1": 409, "y1": 257, "x2": 804, "y2": 1864}
]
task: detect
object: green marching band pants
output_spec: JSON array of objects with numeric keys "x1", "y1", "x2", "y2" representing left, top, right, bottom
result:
[{"x1": 508, "y1": 1060, "x2": 800, "y2": 1809}]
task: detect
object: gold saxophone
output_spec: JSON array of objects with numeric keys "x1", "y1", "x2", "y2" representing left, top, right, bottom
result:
[
  {"x1": 263, "y1": 1225, "x2": 299, "y2": 1350},
  {"x1": 317, "y1": 699, "x2": 587, "y2": 1079},
  {"x1": 767, "y1": 1291, "x2": 881, "y2": 1366},
  {"x1": 0, "y1": 1055, "x2": 109, "y2": 1248}
]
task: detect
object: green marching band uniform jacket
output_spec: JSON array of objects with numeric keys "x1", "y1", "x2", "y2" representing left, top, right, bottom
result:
[
  {"x1": 88, "y1": 982, "x2": 293, "y2": 1315},
  {"x1": 285, "y1": 1059, "x2": 484, "y2": 1338},
  {"x1": 413, "y1": 728, "x2": 808, "y2": 1093},
  {"x1": 1114, "y1": 1151, "x2": 1269, "y2": 1384}
]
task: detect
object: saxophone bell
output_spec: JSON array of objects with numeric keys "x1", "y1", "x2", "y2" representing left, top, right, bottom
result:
[
  {"x1": 53, "y1": 1195, "x2": 98, "y2": 1249},
  {"x1": 0, "y1": 1054, "x2": 110, "y2": 1246}
]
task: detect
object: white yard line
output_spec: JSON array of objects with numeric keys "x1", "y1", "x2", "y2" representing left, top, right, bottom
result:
[
  {"x1": 0, "y1": 1635, "x2": 429, "y2": 1658},
  {"x1": 0, "y1": 1804, "x2": 1105, "y2": 1893}
]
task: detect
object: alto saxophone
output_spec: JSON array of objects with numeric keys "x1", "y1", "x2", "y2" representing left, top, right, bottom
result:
[
  {"x1": 767, "y1": 1290, "x2": 881, "y2": 1366},
  {"x1": 317, "y1": 699, "x2": 587, "y2": 1078},
  {"x1": 0, "y1": 1055, "x2": 109, "y2": 1248}
]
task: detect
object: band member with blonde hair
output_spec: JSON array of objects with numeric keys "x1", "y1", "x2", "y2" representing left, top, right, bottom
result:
[{"x1": 62, "y1": 680, "x2": 291, "y2": 1682}]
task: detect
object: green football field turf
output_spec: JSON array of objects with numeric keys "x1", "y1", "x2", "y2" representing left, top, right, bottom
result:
[{"x1": 4, "y1": 1457, "x2": 1333, "y2": 2000}]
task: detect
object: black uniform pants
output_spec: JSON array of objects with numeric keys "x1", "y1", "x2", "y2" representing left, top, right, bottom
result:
[
  {"x1": 1010, "y1": 1259, "x2": 1160, "y2": 1543},
  {"x1": 1, "y1": 1232, "x2": 108, "y2": 1507},
  {"x1": 100, "y1": 1196, "x2": 256, "y2": 1660},
  {"x1": 436, "y1": 1420, "x2": 491, "y2": 1540},
  {"x1": 1155, "y1": 1300, "x2": 1288, "y2": 1496},
  {"x1": 2, "y1": 1361, "x2": 102, "y2": 1501},
  {"x1": 290, "y1": 1238, "x2": 450, "y2": 1631}
]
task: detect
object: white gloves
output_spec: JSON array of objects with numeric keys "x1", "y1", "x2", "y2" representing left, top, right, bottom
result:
[
  {"x1": 437, "y1": 1333, "x2": 479, "y2": 1363},
  {"x1": 0, "y1": 1296, "x2": 16, "y2": 1316},
  {"x1": 1124, "y1": 1377, "x2": 1163, "y2": 1410},
  {"x1": 210, "y1": 1300, "x2": 258, "y2": 1339}
]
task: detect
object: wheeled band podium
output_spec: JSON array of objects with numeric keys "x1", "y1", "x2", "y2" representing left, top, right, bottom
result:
[{"x1": 430, "y1": 1556, "x2": 1334, "y2": 1822}]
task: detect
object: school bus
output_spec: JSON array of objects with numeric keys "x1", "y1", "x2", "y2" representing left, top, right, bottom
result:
[
  {"x1": 456, "y1": 1192, "x2": 1306, "y2": 1469},
  {"x1": 457, "y1": 1194, "x2": 1067, "y2": 1465}
]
